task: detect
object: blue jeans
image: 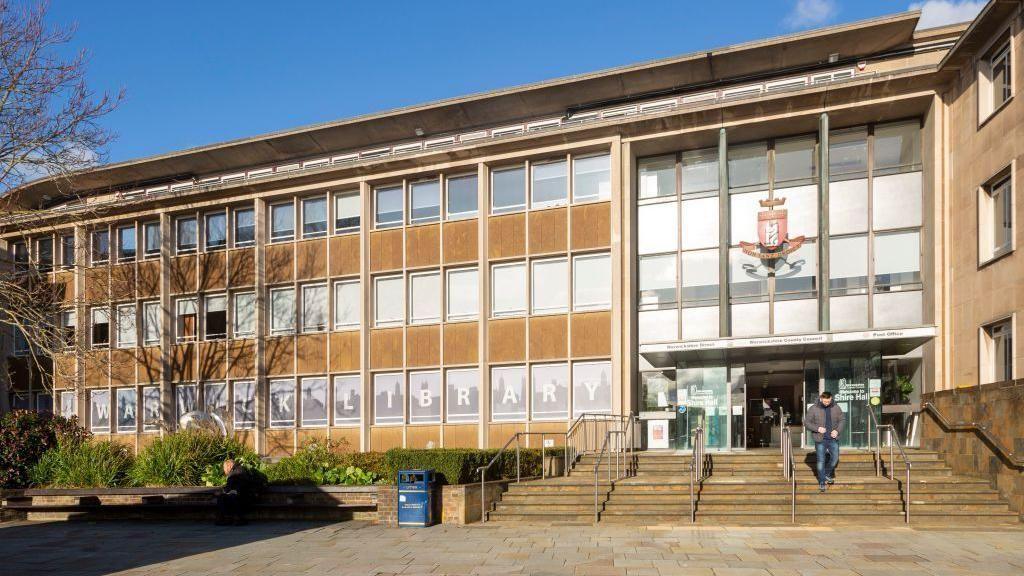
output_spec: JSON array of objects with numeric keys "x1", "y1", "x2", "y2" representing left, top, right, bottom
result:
[{"x1": 815, "y1": 440, "x2": 840, "y2": 484}]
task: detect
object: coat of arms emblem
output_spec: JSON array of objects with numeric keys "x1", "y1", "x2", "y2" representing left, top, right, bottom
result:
[{"x1": 739, "y1": 197, "x2": 804, "y2": 260}]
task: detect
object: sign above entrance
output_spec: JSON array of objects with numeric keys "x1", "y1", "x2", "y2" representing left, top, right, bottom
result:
[
  {"x1": 640, "y1": 326, "x2": 937, "y2": 355},
  {"x1": 739, "y1": 198, "x2": 805, "y2": 260}
]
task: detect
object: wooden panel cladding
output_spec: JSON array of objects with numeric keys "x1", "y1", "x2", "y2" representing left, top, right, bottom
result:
[
  {"x1": 198, "y1": 341, "x2": 227, "y2": 381},
  {"x1": 488, "y1": 318, "x2": 526, "y2": 362},
  {"x1": 329, "y1": 427, "x2": 360, "y2": 451},
  {"x1": 444, "y1": 322, "x2": 479, "y2": 365},
  {"x1": 233, "y1": 431, "x2": 256, "y2": 452},
  {"x1": 138, "y1": 347, "x2": 162, "y2": 383},
  {"x1": 370, "y1": 426, "x2": 404, "y2": 451},
  {"x1": 488, "y1": 424, "x2": 526, "y2": 448},
  {"x1": 487, "y1": 213, "x2": 526, "y2": 259},
  {"x1": 53, "y1": 271, "x2": 75, "y2": 303},
  {"x1": 529, "y1": 315, "x2": 568, "y2": 360},
  {"x1": 329, "y1": 331, "x2": 361, "y2": 372},
  {"x1": 405, "y1": 224, "x2": 440, "y2": 268},
  {"x1": 406, "y1": 325, "x2": 440, "y2": 367},
  {"x1": 443, "y1": 219, "x2": 478, "y2": 264},
  {"x1": 84, "y1": 266, "x2": 109, "y2": 302},
  {"x1": 329, "y1": 235, "x2": 360, "y2": 277},
  {"x1": 53, "y1": 354, "x2": 77, "y2": 389},
  {"x1": 83, "y1": 350, "x2": 108, "y2": 387},
  {"x1": 297, "y1": 429, "x2": 330, "y2": 449},
  {"x1": 265, "y1": 430, "x2": 295, "y2": 458},
  {"x1": 170, "y1": 344, "x2": 195, "y2": 382},
  {"x1": 110, "y1": 349, "x2": 136, "y2": 386},
  {"x1": 443, "y1": 424, "x2": 478, "y2": 448},
  {"x1": 137, "y1": 260, "x2": 160, "y2": 298},
  {"x1": 370, "y1": 328, "x2": 404, "y2": 369},
  {"x1": 528, "y1": 207, "x2": 568, "y2": 254},
  {"x1": 406, "y1": 425, "x2": 440, "y2": 449},
  {"x1": 296, "y1": 239, "x2": 328, "y2": 281},
  {"x1": 571, "y1": 202, "x2": 611, "y2": 250},
  {"x1": 228, "y1": 248, "x2": 255, "y2": 287},
  {"x1": 228, "y1": 340, "x2": 256, "y2": 378},
  {"x1": 571, "y1": 311, "x2": 611, "y2": 358},
  {"x1": 370, "y1": 229, "x2": 403, "y2": 272},
  {"x1": 265, "y1": 244, "x2": 294, "y2": 284},
  {"x1": 296, "y1": 333, "x2": 328, "y2": 374},
  {"x1": 170, "y1": 255, "x2": 197, "y2": 294},
  {"x1": 266, "y1": 337, "x2": 295, "y2": 376},
  {"x1": 198, "y1": 251, "x2": 227, "y2": 291},
  {"x1": 109, "y1": 264, "x2": 136, "y2": 300}
]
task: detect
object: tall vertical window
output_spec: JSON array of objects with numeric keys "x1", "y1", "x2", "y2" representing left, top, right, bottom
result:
[
  {"x1": 301, "y1": 284, "x2": 328, "y2": 332},
  {"x1": 204, "y1": 382, "x2": 228, "y2": 423},
  {"x1": 142, "y1": 386, "x2": 161, "y2": 432},
  {"x1": 873, "y1": 121, "x2": 921, "y2": 175},
  {"x1": 60, "y1": 390, "x2": 77, "y2": 419},
  {"x1": 572, "y1": 154, "x2": 610, "y2": 202},
  {"x1": 333, "y1": 280, "x2": 360, "y2": 329},
  {"x1": 681, "y1": 249, "x2": 719, "y2": 306},
  {"x1": 90, "y1": 389, "x2": 110, "y2": 433},
  {"x1": 491, "y1": 166, "x2": 525, "y2": 214},
  {"x1": 301, "y1": 196, "x2": 328, "y2": 238},
  {"x1": 681, "y1": 149, "x2": 718, "y2": 195},
  {"x1": 374, "y1": 185, "x2": 403, "y2": 228},
  {"x1": 446, "y1": 268, "x2": 478, "y2": 321},
  {"x1": 270, "y1": 202, "x2": 295, "y2": 242},
  {"x1": 982, "y1": 318, "x2": 1014, "y2": 384},
  {"x1": 269, "y1": 379, "x2": 295, "y2": 428},
  {"x1": 828, "y1": 235, "x2": 869, "y2": 295},
  {"x1": 116, "y1": 388, "x2": 137, "y2": 433},
  {"x1": 639, "y1": 254, "x2": 677, "y2": 306},
  {"x1": 373, "y1": 373, "x2": 404, "y2": 425},
  {"x1": 409, "y1": 271, "x2": 440, "y2": 324},
  {"x1": 408, "y1": 371, "x2": 441, "y2": 424},
  {"x1": 727, "y1": 142, "x2": 768, "y2": 190},
  {"x1": 532, "y1": 363, "x2": 569, "y2": 420},
  {"x1": 175, "y1": 384, "x2": 198, "y2": 421},
  {"x1": 333, "y1": 375, "x2": 361, "y2": 426},
  {"x1": 269, "y1": 287, "x2": 296, "y2": 334},
  {"x1": 981, "y1": 171, "x2": 1013, "y2": 262},
  {"x1": 142, "y1": 301, "x2": 160, "y2": 346},
  {"x1": 409, "y1": 179, "x2": 440, "y2": 224},
  {"x1": 874, "y1": 231, "x2": 921, "y2": 291},
  {"x1": 446, "y1": 174, "x2": 478, "y2": 219},
  {"x1": 11, "y1": 241, "x2": 27, "y2": 272},
  {"x1": 491, "y1": 262, "x2": 526, "y2": 317},
  {"x1": 175, "y1": 216, "x2": 197, "y2": 254},
  {"x1": 143, "y1": 222, "x2": 161, "y2": 257},
  {"x1": 491, "y1": 365, "x2": 526, "y2": 422},
  {"x1": 37, "y1": 237, "x2": 53, "y2": 271},
  {"x1": 334, "y1": 191, "x2": 360, "y2": 233},
  {"x1": 232, "y1": 292, "x2": 256, "y2": 337},
  {"x1": 204, "y1": 294, "x2": 227, "y2": 340},
  {"x1": 176, "y1": 298, "x2": 198, "y2": 342},
  {"x1": 60, "y1": 310, "x2": 76, "y2": 348},
  {"x1": 116, "y1": 304, "x2": 137, "y2": 348},
  {"x1": 233, "y1": 381, "x2": 256, "y2": 429},
  {"x1": 572, "y1": 253, "x2": 611, "y2": 311},
  {"x1": 91, "y1": 229, "x2": 109, "y2": 264},
  {"x1": 61, "y1": 234, "x2": 75, "y2": 268},
  {"x1": 116, "y1": 224, "x2": 135, "y2": 260},
  {"x1": 233, "y1": 208, "x2": 255, "y2": 247},
  {"x1": 639, "y1": 156, "x2": 676, "y2": 199},
  {"x1": 300, "y1": 377, "x2": 328, "y2": 427},
  {"x1": 445, "y1": 368, "x2": 479, "y2": 423},
  {"x1": 531, "y1": 160, "x2": 567, "y2": 208},
  {"x1": 531, "y1": 258, "x2": 568, "y2": 314},
  {"x1": 374, "y1": 275, "x2": 404, "y2": 327},
  {"x1": 981, "y1": 37, "x2": 1012, "y2": 120},
  {"x1": 91, "y1": 307, "x2": 110, "y2": 348},
  {"x1": 205, "y1": 212, "x2": 227, "y2": 250}
]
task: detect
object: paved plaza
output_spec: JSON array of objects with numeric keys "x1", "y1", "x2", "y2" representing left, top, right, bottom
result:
[{"x1": 2, "y1": 520, "x2": 1024, "y2": 576}]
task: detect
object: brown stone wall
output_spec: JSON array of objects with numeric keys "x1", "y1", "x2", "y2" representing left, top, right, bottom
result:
[
  {"x1": 922, "y1": 381, "x2": 1024, "y2": 513},
  {"x1": 376, "y1": 481, "x2": 512, "y2": 526}
]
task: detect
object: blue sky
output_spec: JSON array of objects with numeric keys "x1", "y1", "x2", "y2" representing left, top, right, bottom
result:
[{"x1": 45, "y1": 0, "x2": 984, "y2": 164}]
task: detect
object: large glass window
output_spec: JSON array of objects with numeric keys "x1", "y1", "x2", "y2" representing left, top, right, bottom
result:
[
  {"x1": 175, "y1": 217, "x2": 196, "y2": 253},
  {"x1": 333, "y1": 375, "x2": 361, "y2": 426},
  {"x1": 446, "y1": 368, "x2": 479, "y2": 423},
  {"x1": 176, "y1": 297, "x2": 198, "y2": 342},
  {"x1": 638, "y1": 156, "x2": 675, "y2": 199},
  {"x1": 409, "y1": 271, "x2": 441, "y2": 324},
  {"x1": 874, "y1": 231, "x2": 920, "y2": 290},
  {"x1": 829, "y1": 235, "x2": 868, "y2": 294},
  {"x1": 446, "y1": 174, "x2": 478, "y2": 219},
  {"x1": 334, "y1": 191, "x2": 360, "y2": 233},
  {"x1": 300, "y1": 377, "x2": 328, "y2": 427},
  {"x1": 408, "y1": 371, "x2": 441, "y2": 424},
  {"x1": 873, "y1": 122, "x2": 921, "y2": 174},
  {"x1": 333, "y1": 280, "x2": 360, "y2": 329},
  {"x1": 572, "y1": 253, "x2": 611, "y2": 311},
  {"x1": 491, "y1": 365, "x2": 526, "y2": 422},
  {"x1": 234, "y1": 208, "x2": 255, "y2": 247},
  {"x1": 531, "y1": 258, "x2": 568, "y2": 314},
  {"x1": 829, "y1": 128, "x2": 867, "y2": 179},
  {"x1": 204, "y1": 382, "x2": 228, "y2": 423},
  {"x1": 142, "y1": 301, "x2": 160, "y2": 346},
  {"x1": 728, "y1": 142, "x2": 768, "y2": 190},
  {"x1": 205, "y1": 212, "x2": 227, "y2": 250},
  {"x1": 141, "y1": 222, "x2": 159, "y2": 258},
  {"x1": 446, "y1": 268, "x2": 478, "y2": 321},
  {"x1": 728, "y1": 248, "x2": 768, "y2": 302},
  {"x1": 270, "y1": 202, "x2": 295, "y2": 242},
  {"x1": 773, "y1": 136, "x2": 816, "y2": 184},
  {"x1": 637, "y1": 202, "x2": 679, "y2": 254},
  {"x1": 829, "y1": 179, "x2": 868, "y2": 235},
  {"x1": 269, "y1": 379, "x2": 295, "y2": 428},
  {"x1": 681, "y1": 196, "x2": 719, "y2": 250},
  {"x1": 681, "y1": 148, "x2": 718, "y2": 195},
  {"x1": 116, "y1": 388, "x2": 137, "y2": 433},
  {"x1": 116, "y1": 304, "x2": 137, "y2": 349},
  {"x1": 91, "y1": 307, "x2": 110, "y2": 348},
  {"x1": 774, "y1": 240, "x2": 816, "y2": 299},
  {"x1": 531, "y1": 160, "x2": 567, "y2": 208},
  {"x1": 491, "y1": 166, "x2": 526, "y2": 214},
  {"x1": 233, "y1": 381, "x2": 256, "y2": 429},
  {"x1": 373, "y1": 373, "x2": 404, "y2": 425},
  {"x1": 374, "y1": 275, "x2": 404, "y2": 326},
  {"x1": 639, "y1": 254, "x2": 676, "y2": 306},
  {"x1": 142, "y1": 386, "x2": 160, "y2": 431},
  {"x1": 117, "y1": 226, "x2": 136, "y2": 261},
  {"x1": 90, "y1": 389, "x2": 110, "y2": 433},
  {"x1": 232, "y1": 292, "x2": 255, "y2": 337},
  {"x1": 638, "y1": 309, "x2": 677, "y2": 343},
  {"x1": 204, "y1": 294, "x2": 227, "y2": 340},
  {"x1": 61, "y1": 234, "x2": 76, "y2": 267},
  {"x1": 301, "y1": 284, "x2": 328, "y2": 332},
  {"x1": 572, "y1": 361, "x2": 612, "y2": 416},
  {"x1": 91, "y1": 229, "x2": 110, "y2": 263},
  {"x1": 573, "y1": 154, "x2": 610, "y2": 202},
  {"x1": 681, "y1": 249, "x2": 719, "y2": 306},
  {"x1": 175, "y1": 384, "x2": 197, "y2": 421},
  {"x1": 409, "y1": 179, "x2": 440, "y2": 224},
  {"x1": 375, "y1": 185, "x2": 403, "y2": 228},
  {"x1": 872, "y1": 172, "x2": 922, "y2": 230},
  {"x1": 531, "y1": 363, "x2": 568, "y2": 420},
  {"x1": 491, "y1": 262, "x2": 526, "y2": 317},
  {"x1": 302, "y1": 196, "x2": 328, "y2": 238},
  {"x1": 269, "y1": 287, "x2": 296, "y2": 334}
]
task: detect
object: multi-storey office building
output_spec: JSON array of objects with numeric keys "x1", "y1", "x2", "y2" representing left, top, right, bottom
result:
[{"x1": 2, "y1": 5, "x2": 1022, "y2": 457}]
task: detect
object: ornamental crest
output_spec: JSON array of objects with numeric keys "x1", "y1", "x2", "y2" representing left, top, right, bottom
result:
[{"x1": 739, "y1": 197, "x2": 805, "y2": 260}]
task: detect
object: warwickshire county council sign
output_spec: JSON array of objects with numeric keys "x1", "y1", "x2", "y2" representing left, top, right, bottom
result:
[{"x1": 640, "y1": 327, "x2": 938, "y2": 354}]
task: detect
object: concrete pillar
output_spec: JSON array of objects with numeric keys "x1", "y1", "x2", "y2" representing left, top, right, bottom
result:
[
  {"x1": 254, "y1": 198, "x2": 267, "y2": 454},
  {"x1": 819, "y1": 112, "x2": 830, "y2": 332},
  {"x1": 718, "y1": 128, "x2": 730, "y2": 337},
  {"x1": 158, "y1": 213, "x2": 173, "y2": 434}
]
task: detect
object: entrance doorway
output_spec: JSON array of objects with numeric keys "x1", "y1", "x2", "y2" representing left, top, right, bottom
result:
[{"x1": 744, "y1": 360, "x2": 809, "y2": 449}]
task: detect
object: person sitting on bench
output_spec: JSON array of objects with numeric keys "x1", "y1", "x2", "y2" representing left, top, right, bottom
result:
[{"x1": 215, "y1": 459, "x2": 258, "y2": 525}]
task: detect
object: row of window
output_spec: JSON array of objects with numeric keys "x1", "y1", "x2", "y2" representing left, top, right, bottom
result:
[{"x1": 66, "y1": 360, "x2": 612, "y2": 432}]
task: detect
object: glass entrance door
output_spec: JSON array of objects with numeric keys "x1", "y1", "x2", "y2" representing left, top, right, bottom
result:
[
  {"x1": 677, "y1": 366, "x2": 728, "y2": 450},
  {"x1": 822, "y1": 354, "x2": 881, "y2": 448}
]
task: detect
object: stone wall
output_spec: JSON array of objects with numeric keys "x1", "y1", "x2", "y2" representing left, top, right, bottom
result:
[
  {"x1": 376, "y1": 480, "x2": 512, "y2": 526},
  {"x1": 921, "y1": 381, "x2": 1024, "y2": 513}
]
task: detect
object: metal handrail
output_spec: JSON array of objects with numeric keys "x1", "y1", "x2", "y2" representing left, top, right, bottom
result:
[
  {"x1": 475, "y1": 431, "x2": 569, "y2": 523},
  {"x1": 592, "y1": 430, "x2": 626, "y2": 523},
  {"x1": 690, "y1": 427, "x2": 704, "y2": 522},
  {"x1": 866, "y1": 405, "x2": 883, "y2": 477},
  {"x1": 781, "y1": 427, "x2": 796, "y2": 522},
  {"x1": 878, "y1": 423, "x2": 912, "y2": 523},
  {"x1": 922, "y1": 402, "x2": 1024, "y2": 468}
]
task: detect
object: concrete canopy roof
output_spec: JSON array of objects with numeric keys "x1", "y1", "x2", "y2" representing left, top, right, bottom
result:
[{"x1": 8, "y1": 10, "x2": 922, "y2": 209}]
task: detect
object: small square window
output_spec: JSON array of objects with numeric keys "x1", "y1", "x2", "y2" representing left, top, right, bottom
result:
[
  {"x1": 334, "y1": 191, "x2": 360, "y2": 233},
  {"x1": 980, "y1": 170, "x2": 1013, "y2": 263},
  {"x1": 446, "y1": 174, "x2": 478, "y2": 219},
  {"x1": 375, "y1": 186, "x2": 403, "y2": 228},
  {"x1": 491, "y1": 166, "x2": 525, "y2": 214},
  {"x1": 234, "y1": 208, "x2": 255, "y2": 247},
  {"x1": 982, "y1": 318, "x2": 1014, "y2": 384},
  {"x1": 531, "y1": 160, "x2": 567, "y2": 209},
  {"x1": 409, "y1": 179, "x2": 440, "y2": 224},
  {"x1": 270, "y1": 202, "x2": 295, "y2": 242}
]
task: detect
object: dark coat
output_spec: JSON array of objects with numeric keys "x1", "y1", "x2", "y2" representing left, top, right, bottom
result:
[{"x1": 804, "y1": 401, "x2": 846, "y2": 443}]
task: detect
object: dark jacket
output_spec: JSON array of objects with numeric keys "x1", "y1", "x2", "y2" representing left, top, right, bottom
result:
[
  {"x1": 804, "y1": 401, "x2": 845, "y2": 443},
  {"x1": 223, "y1": 468, "x2": 260, "y2": 501}
]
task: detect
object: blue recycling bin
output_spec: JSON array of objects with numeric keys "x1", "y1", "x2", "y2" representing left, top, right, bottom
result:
[{"x1": 397, "y1": 469, "x2": 435, "y2": 527}]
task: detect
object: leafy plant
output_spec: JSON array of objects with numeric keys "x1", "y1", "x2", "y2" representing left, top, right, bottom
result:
[
  {"x1": 0, "y1": 410, "x2": 88, "y2": 488},
  {"x1": 200, "y1": 451, "x2": 265, "y2": 487},
  {"x1": 29, "y1": 438, "x2": 133, "y2": 488},
  {"x1": 263, "y1": 441, "x2": 382, "y2": 486},
  {"x1": 129, "y1": 430, "x2": 257, "y2": 487}
]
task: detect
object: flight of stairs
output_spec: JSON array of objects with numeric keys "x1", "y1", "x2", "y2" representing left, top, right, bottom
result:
[{"x1": 486, "y1": 449, "x2": 1021, "y2": 525}]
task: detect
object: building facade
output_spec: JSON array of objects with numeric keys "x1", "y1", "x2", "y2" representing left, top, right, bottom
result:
[{"x1": 2, "y1": 4, "x2": 1022, "y2": 458}]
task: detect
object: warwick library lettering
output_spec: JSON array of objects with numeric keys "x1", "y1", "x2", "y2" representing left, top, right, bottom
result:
[{"x1": 2, "y1": 6, "x2": 1024, "y2": 462}]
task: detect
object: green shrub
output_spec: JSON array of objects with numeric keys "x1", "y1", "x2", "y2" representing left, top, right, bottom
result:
[
  {"x1": 200, "y1": 451, "x2": 266, "y2": 487},
  {"x1": 0, "y1": 410, "x2": 88, "y2": 488},
  {"x1": 29, "y1": 439, "x2": 133, "y2": 488},
  {"x1": 263, "y1": 441, "x2": 378, "y2": 486},
  {"x1": 129, "y1": 430, "x2": 256, "y2": 486},
  {"x1": 381, "y1": 448, "x2": 548, "y2": 485}
]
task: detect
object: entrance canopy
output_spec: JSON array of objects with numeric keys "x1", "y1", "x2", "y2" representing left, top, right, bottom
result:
[{"x1": 640, "y1": 326, "x2": 935, "y2": 366}]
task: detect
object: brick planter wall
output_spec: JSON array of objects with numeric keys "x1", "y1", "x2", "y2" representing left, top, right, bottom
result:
[
  {"x1": 376, "y1": 479, "x2": 515, "y2": 526},
  {"x1": 922, "y1": 381, "x2": 1024, "y2": 513}
]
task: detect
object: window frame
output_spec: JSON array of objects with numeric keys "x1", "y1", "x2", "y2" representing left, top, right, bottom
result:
[
  {"x1": 89, "y1": 389, "x2": 111, "y2": 433},
  {"x1": 233, "y1": 380, "x2": 257, "y2": 430},
  {"x1": 571, "y1": 153, "x2": 611, "y2": 203},
  {"x1": 979, "y1": 34, "x2": 1013, "y2": 124},
  {"x1": 90, "y1": 306, "x2": 110, "y2": 348},
  {"x1": 232, "y1": 291, "x2": 256, "y2": 338},
  {"x1": 530, "y1": 158, "x2": 568, "y2": 209},
  {"x1": 116, "y1": 225, "x2": 137, "y2": 262},
  {"x1": 233, "y1": 207, "x2": 256, "y2": 247},
  {"x1": 445, "y1": 173, "x2": 478, "y2": 220},
  {"x1": 300, "y1": 283, "x2": 328, "y2": 333},
  {"x1": 333, "y1": 279, "x2": 360, "y2": 331},
  {"x1": 175, "y1": 297, "x2": 198, "y2": 343},
  {"x1": 530, "y1": 257, "x2": 569, "y2": 315},
  {"x1": 981, "y1": 316, "x2": 1015, "y2": 385},
  {"x1": 572, "y1": 252, "x2": 611, "y2": 312},
  {"x1": 36, "y1": 236, "x2": 54, "y2": 272},
  {"x1": 204, "y1": 211, "x2": 228, "y2": 251},
  {"x1": 490, "y1": 165, "x2": 526, "y2": 215},
  {"x1": 408, "y1": 270, "x2": 441, "y2": 325},
  {"x1": 60, "y1": 234, "x2": 76, "y2": 268},
  {"x1": 142, "y1": 221, "x2": 160, "y2": 258},
  {"x1": 269, "y1": 286, "x2": 297, "y2": 335},
  {"x1": 142, "y1": 385, "x2": 161, "y2": 432},
  {"x1": 269, "y1": 201, "x2": 296, "y2": 243},
  {"x1": 115, "y1": 387, "x2": 138, "y2": 434},
  {"x1": 491, "y1": 261, "x2": 527, "y2": 318},
  {"x1": 268, "y1": 378, "x2": 296, "y2": 428},
  {"x1": 374, "y1": 184, "x2": 404, "y2": 229},
  {"x1": 299, "y1": 376, "x2": 329, "y2": 428},
  {"x1": 142, "y1": 301, "x2": 160, "y2": 346},
  {"x1": 175, "y1": 216, "x2": 198, "y2": 255},
  {"x1": 301, "y1": 195, "x2": 328, "y2": 239},
  {"x1": 979, "y1": 167, "x2": 1014, "y2": 265},
  {"x1": 445, "y1": 267, "x2": 479, "y2": 322},
  {"x1": 333, "y1": 190, "x2": 360, "y2": 234},
  {"x1": 373, "y1": 274, "x2": 405, "y2": 327},
  {"x1": 203, "y1": 293, "x2": 228, "y2": 341},
  {"x1": 60, "y1": 309, "x2": 76, "y2": 349},
  {"x1": 408, "y1": 178, "x2": 441, "y2": 225},
  {"x1": 91, "y1": 228, "x2": 110, "y2": 265},
  {"x1": 115, "y1": 303, "x2": 137, "y2": 349}
]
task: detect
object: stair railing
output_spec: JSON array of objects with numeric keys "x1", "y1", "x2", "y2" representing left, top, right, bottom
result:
[
  {"x1": 781, "y1": 426, "x2": 796, "y2": 523},
  {"x1": 921, "y1": 402, "x2": 1024, "y2": 468},
  {"x1": 881, "y1": 424, "x2": 912, "y2": 523},
  {"x1": 690, "y1": 426, "x2": 705, "y2": 523},
  {"x1": 866, "y1": 406, "x2": 883, "y2": 477},
  {"x1": 592, "y1": 429, "x2": 627, "y2": 523}
]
